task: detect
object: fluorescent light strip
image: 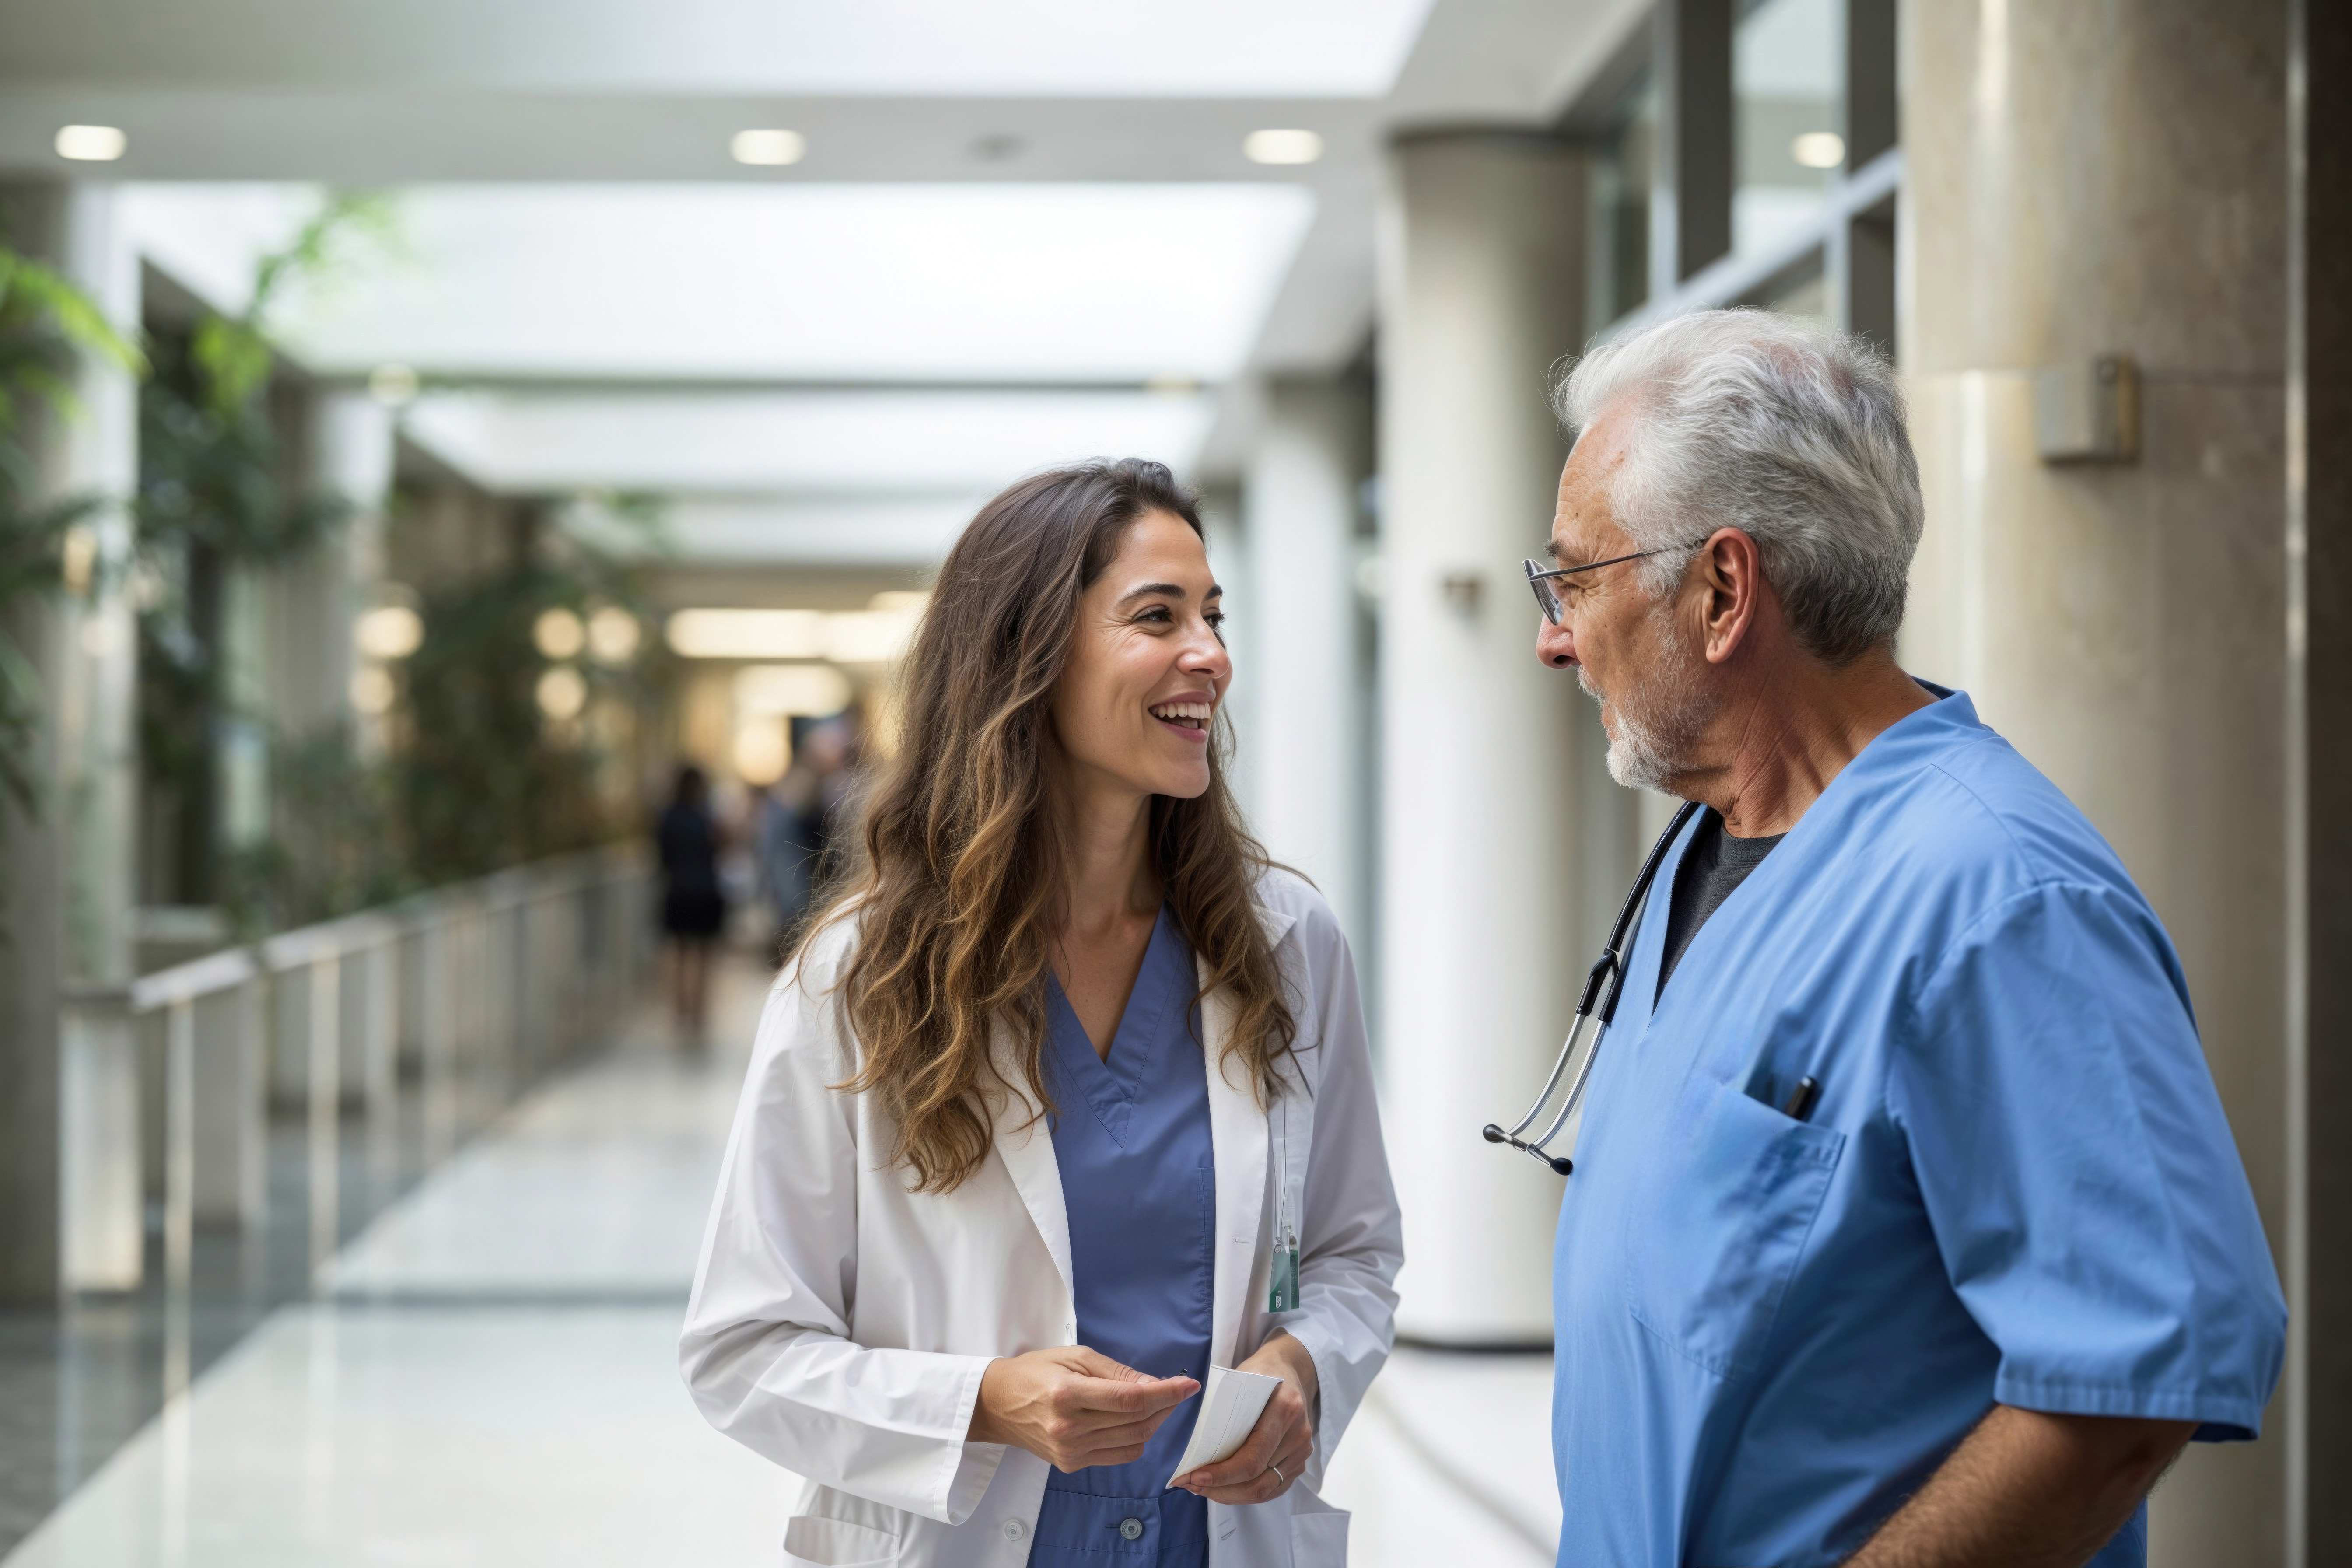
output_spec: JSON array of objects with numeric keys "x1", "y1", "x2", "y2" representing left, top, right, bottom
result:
[{"x1": 667, "y1": 607, "x2": 919, "y2": 663}]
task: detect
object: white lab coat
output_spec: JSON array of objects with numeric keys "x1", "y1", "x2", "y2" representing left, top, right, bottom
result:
[{"x1": 681, "y1": 870, "x2": 1402, "y2": 1568}]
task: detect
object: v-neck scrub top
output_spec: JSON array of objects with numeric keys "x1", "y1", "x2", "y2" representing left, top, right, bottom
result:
[
  {"x1": 1032, "y1": 907, "x2": 1214, "y2": 1567},
  {"x1": 1549, "y1": 686, "x2": 2285, "y2": 1568}
]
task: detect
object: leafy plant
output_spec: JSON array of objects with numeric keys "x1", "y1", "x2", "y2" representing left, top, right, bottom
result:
[
  {"x1": 0, "y1": 237, "x2": 142, "y2": 823},
  {"x1": 391, "y1": 507, "x2": 665, "y2": 889},
  {"x1": 133, "y1": 191, "x2": 396, "y2": 908},
  {"x1": 215, "y1": 729, "x2": 411, "y2": 934}
]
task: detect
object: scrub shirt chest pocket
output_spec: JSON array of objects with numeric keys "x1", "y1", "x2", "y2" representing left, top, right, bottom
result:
[{"x1": 1621, "y1": 1079, "x2": 1845, "y2": 1381}]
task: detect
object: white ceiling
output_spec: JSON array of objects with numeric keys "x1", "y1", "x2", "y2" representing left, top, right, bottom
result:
[
  {"x1": 0, "y1": 0, "x2": 1436, "y2": 98},
  {"x1": 403, "y1": 388, "x2": 1216, "y2": 494},
  {"x1": 30, "y1": 0, "x2": 1653, "y2": 567},
  {"x1": 565, "y1": 496, "x2": 983, "y2": 567},
  {"x1": 128, "y1": 182, "x2": 1316, "y2": 382}
]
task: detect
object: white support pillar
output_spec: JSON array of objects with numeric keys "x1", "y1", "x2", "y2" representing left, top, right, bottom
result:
[
  {"x1": 1196, "y1": 483, "x2": 1258, "y2": 825},
  {"x1": 0, "y1": 181, "x2": 144, "y2": 1299},
  {"x1": 1904, "y1": 6, "x2": 2296, "y2": 1558},
  {"x1": 1243, "y1": 380, "x2": 1371, "y2": 947},
  {"x1": 312, "y1": 390, "x2": 396, "y2": 754},
  {"x1": 1377, "y1": 133, "x2": 1630, "y2": 1346},
  {"x1": 264, "y1": 388, "x2": 396, "y2": 752}
]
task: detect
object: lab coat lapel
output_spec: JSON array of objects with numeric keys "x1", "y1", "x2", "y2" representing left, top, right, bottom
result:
[
  {"x1": 987, "y1": 1024, "x2": 1074, "y2": 1306},
  {"x1": 1201, "y1": 972, "x2": 1267, "y2": 1369},
  {"x1": 1204, "y1": 892, "x2": 1297, "y2": 1370}
]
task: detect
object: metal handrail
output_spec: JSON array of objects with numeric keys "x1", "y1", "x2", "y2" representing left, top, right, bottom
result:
[{"x1": 67, "y1": 840, "x2": 656, "y2": 1305}]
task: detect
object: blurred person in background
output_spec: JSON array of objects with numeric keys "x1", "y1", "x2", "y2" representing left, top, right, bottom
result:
[
  {"x1": 1530, "y1": 310, "x2": 2284, "y2": 1568},
  {"x1": 798, "y1": 713, "x2": 862, "y2": 894},
  {"x1": 681, "y1": 458, "x2": 1401, "y2": 1568},
  {"x1": 752, "y1": 715, "x2": 863, "y2": 964},
  {"x1": 655, "y1": 763, "x2": 727, "y2": 1043},
  {"x1": 752, "y1": 766, "x2": 819, "y2": 966}
]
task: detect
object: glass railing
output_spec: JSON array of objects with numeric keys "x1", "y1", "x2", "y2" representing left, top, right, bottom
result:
[{"x1": 60, "y1": 844, "x2": 655, "y2": 1364}]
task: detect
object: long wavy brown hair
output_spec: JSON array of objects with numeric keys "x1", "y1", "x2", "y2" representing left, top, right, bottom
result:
[{"x1": 811, "y1": 458, "x2": 1296, "y2": 1193}]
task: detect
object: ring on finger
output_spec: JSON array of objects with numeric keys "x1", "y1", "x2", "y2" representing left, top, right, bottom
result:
[{"x1": 1267, "y1": 1462, "x2": 1284, "y2": 1489}]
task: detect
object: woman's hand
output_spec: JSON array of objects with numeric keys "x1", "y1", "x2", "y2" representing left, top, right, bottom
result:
[
  {"x1": 1172, "y1": 1331, "x2": 1320, "y2": 1504},
  {"x1": 969, "y1": 1347, "x2": 1199, "y2": 1473}
]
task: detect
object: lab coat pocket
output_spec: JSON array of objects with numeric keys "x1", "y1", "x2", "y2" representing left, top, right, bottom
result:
[
  {"x1": 782, "y1": 1515, "x2": 898, "y2": 1567},
  {"x1": 1287, "y1": 1488, "x2": 1352, "y2": 1568},
  {"x1": 1624, "y1": 1082, "x2": 1844, "y2": 1381}
]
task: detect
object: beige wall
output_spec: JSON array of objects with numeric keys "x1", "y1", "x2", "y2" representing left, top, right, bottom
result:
[{"x1": 1901, "y1": 2, "x2": 2290, "y2": 1561}]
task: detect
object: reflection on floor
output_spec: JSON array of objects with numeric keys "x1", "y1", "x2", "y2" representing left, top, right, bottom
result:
[
  {"x1": 1323, "y1": 1351, "x2": 1559, "y2": 1567},
  {"x1": 0, "y1": 1049, "x2": 453, "y2": 1554},
  {"x1": 2, "y1": 957, "x2": 790, "y2": 1568},
  {"x1": 4, "y1": 951, "x2": 1564, "y2": 1565}
]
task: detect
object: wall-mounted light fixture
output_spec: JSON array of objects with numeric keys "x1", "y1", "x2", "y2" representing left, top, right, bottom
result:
[{"x1": 2034, "y1": 355, "x2": 2141, "y2": 465}]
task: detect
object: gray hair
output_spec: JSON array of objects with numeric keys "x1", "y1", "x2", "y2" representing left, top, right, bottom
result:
[{"x1": 1554, "y1": 309, "x2": 1922, "y2": 664}]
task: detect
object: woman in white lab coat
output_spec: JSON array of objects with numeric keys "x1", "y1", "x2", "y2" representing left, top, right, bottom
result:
[{"x1": 680, "y1": 458, "x2": 1402, "y2": 1568}]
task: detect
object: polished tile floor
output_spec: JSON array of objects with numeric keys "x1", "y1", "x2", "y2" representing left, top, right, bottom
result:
[{"x1": 5, "y1": 954, "x2": 1561, "y2": 1566}]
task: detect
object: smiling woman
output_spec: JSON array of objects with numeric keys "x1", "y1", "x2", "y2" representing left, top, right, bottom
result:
[{"x1": 680, "y1": 458, "x2": 1403, "y2": 1568}]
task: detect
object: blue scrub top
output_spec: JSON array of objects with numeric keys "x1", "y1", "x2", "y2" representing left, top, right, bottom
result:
[
  {"x1": 1033, "y1": 907, "x2": 1214, "y2": 1568},
  {"x1": 1551, "y1": 687, "x2": 2286, "y2": 1568}
]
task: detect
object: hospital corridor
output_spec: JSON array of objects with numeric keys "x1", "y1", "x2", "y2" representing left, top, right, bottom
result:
[{"x1": 2, "y1": 0, "x2": 2348, "y2": 1563}]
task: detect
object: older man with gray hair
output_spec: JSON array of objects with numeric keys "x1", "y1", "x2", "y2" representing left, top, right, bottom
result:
[{"x1": 1529, "y1": 310, "x2": 2283, "y2": 1568}]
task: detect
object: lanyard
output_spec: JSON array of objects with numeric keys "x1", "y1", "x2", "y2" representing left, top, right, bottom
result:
[{"x1": 1268, "y1": 1092, "x2": 1300, "y2": 1312}]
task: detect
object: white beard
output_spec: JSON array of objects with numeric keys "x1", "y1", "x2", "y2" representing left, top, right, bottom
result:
[{"x1": 1578, "y1": 602, "x2": 1717, "y2": 794}]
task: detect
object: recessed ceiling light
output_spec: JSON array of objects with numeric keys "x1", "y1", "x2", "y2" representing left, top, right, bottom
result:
[
  {"x1": 732, "y1": 128, "x2": 807, "y2": 167},
  {"x1": 1243, "y1": 129, "x2": 1323, "y2": 166},
  {"x1": 1791, "y1": 131, "x2": 1846, "y2": 169},
  {"x1": 55, "y1": 125, "x2": 127, "y2": 162}
]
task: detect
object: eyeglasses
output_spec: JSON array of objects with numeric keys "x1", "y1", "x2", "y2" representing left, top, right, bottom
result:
[{"x1": 1522, "y1": 550, "x2": 1663, "y2": 626}]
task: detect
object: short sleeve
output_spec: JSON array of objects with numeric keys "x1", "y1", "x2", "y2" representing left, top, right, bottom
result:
[{"x1": 1888, "y1": 882, "x2": 2285, "y2": 1441}]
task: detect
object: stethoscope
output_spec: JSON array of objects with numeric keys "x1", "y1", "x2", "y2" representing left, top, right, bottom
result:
[{"x1": 1484, "y1": 799, "x2": 1703, "y2": 1175}]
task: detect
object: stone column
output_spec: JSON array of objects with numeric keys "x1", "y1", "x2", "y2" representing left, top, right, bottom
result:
[
  {"x1": 0, "y1": 180, "x2": 143, "y2": 1299},
  {"x1": 1197, "y1": 483, "x2": 1259, "y2": 824},
  {"x1": 1243, "y1": 380, "x2": 1372, "y2": 946},
  {"x1": 310, "y1": 389, "x2": 396, "y2": 755},
  {"x1": 1902, "y1": 2, "x2": 2294, "y2": 1559},
  {"x1": 1376, "y1": 134, "x2": 1634, "y2": 1345},
  {"x1": 266, "y1": 388, "x2": 393, "y2": 748}
]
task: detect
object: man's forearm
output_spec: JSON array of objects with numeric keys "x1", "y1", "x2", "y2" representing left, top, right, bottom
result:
[{"x1": 1844, "y1": 1405, "x2": 2194, "y2": 1568}]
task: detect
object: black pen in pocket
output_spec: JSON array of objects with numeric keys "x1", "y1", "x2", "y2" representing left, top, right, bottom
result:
[{"x1": 1782, "y1": 1075, "x2": 1821, "y2": 1122}]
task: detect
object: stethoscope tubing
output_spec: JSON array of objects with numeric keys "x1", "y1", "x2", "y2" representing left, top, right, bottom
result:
[{"x1": 1484, "y1": 800, "x2": 1703, "y2": 1175}]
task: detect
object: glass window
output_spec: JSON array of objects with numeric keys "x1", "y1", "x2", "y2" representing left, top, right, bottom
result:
[
  {"x1": 1733, "y1": 0, "x2": 1842, "y2": 259},
  {"x1": 1744, "y1": 247, "x2": 1831, "y2": 325},
  {"x1": 1587, "y1": 69, "x2": 1657, "y2": 328}
]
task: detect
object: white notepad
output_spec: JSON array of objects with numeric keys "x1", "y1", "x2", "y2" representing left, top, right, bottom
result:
[{"x1": 1163, "y1": 1365, "x2": 1283, "y2": 1489}]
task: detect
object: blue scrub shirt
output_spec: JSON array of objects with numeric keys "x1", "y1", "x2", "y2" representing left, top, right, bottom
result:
[
  {"x1": 1550, "y1": 687, "x2": 2286, "y2": 1568},
  {"x1": 1033, "y1": 908, "x2": 1215, "y2": 1567}
]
